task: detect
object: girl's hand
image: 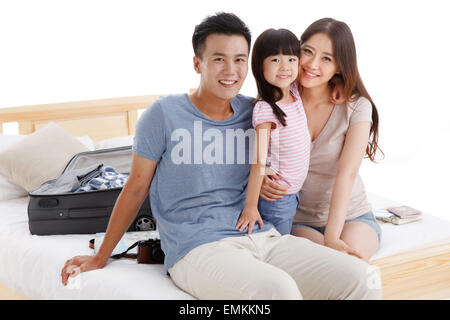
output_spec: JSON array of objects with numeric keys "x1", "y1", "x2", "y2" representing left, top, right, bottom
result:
[
  {"x1": 324, "y1": 237, "x2": 363, "y2": 259},
  {"x1": 236, "y1": 206, "x2": 264, "y2": 234},
  {"x1": 259, "y1": 169, "x2": 287, "y2": 202}
]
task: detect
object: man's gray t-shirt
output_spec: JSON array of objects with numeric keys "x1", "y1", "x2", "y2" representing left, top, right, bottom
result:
[{"x1": 132, "y1": 93, "x2": 274, "y2": 272}]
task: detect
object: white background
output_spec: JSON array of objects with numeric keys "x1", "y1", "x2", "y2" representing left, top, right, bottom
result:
[{"x1": 1, "y1": 0, "x2": 449, "y2": 221}]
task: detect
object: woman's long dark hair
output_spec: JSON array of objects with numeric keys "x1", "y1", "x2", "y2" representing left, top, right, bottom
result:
[
  {"x1": 251, "y1": 28, "x2": 300, "y2": 126},
  {"x1": 301, "y1": 18, "x2": 383, "y2": 162}
]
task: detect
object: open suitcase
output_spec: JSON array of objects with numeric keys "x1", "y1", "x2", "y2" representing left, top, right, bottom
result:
[{"x1": 28, "y1": 146, "x2": 156, "y2": 235}]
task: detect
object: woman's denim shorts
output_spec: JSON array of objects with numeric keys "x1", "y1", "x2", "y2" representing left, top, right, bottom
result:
[{"x1": 292, "y1": 211, "x2": 382, "y2": 243}]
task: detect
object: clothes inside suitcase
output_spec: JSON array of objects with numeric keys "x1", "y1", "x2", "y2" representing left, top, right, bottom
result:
[{"x1": 28, "y1": 146, "x2": 156, "y2": 235}]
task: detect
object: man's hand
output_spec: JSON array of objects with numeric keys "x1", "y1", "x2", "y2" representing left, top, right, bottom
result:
[
  {"x1": 61, "y1": 255, "x2": 107, "y2": 286},
  {"x1": 235, "y1": 206, "x2": 264, "y2": 234}
]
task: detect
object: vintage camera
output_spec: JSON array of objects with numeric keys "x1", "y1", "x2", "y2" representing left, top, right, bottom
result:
[{"x1": 137, "y1": 239, "x2": 165, "y2": 264}]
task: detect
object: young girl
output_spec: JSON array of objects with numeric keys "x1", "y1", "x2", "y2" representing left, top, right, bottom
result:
[{"x1": 235, "y1": 28, "x2": 311, "y2": 235}]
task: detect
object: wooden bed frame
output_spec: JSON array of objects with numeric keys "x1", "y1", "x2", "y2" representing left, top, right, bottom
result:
[
  {"x1": 0, "y1": 94, "x2": 164, "y2": 141},
  {"x1": 1, "y1": 94, "x2": 450, "y2": 300}
]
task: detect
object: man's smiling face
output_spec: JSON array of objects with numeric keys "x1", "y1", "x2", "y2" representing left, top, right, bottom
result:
[{"x1": 194, "y1": 33, "x2": 249, "y2": 101}]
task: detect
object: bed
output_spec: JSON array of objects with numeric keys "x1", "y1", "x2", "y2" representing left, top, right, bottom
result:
[{"x1": 1, "y1": 94, "x2": 450, "y2": 300}]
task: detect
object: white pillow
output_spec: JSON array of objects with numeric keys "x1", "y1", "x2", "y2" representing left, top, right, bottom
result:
[
  {"x1": 0, "y1": 135, "x2": 33, "y2": 200},
  {"x1": 95, "y1": 135, "x2": 134, "y2": 150},
  {"x1": 0, "y1": 123, "x2": 89, "y2": 192},
  {"x1": 0, "y1": 134, "x2": 26, "y2": 151},
  {"x1": 0, "y1": 134, "x2": 94, "y2": 200},
  {"x1": 76, "y1": 135, "x2": 95, "y2": 151},
  {"x1": 0, "y1": 134, "x2": 94, "y2": 151},
  {"x1": 0, "y1": 173, "x2": 28, "y2": 200},
  {"x1": 0, "y1": 135, "x2": 32, "y2": 200}
]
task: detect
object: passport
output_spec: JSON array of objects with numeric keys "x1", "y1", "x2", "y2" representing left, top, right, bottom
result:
[{"x1": 386, "y1": 205, "x2": 422, "y2": 218}]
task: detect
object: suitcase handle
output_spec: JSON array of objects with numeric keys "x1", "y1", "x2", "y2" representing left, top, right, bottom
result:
[
  {"x1": 68, "y1": 207, "x2": 110, "y2": 218},
  {"x1": 38, "y1": 198, "x2": 59, "y2": 208}
]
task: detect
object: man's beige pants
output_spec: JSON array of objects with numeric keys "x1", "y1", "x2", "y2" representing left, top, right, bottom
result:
[{"x1": 169, "y1": 228, "x2": 382, "y2": 300}]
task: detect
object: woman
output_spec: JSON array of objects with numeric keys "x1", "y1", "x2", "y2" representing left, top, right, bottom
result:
[{"x1": 260, "y1": 18, "x2": 382, "y2": 262}]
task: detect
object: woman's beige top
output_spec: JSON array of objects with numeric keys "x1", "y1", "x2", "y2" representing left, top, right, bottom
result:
[{"x1": 293, "y1": 96, "x2": 373, "y2": 228}]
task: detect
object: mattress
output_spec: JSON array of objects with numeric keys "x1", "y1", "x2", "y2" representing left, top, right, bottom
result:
[{"x1": 1, "y1": 193, "x2": 450, "y2": 299}]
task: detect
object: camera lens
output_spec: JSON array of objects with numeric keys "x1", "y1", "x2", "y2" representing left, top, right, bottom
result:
[{"x1": 151, "y1": 247, "x2": 165, "y2": 263}]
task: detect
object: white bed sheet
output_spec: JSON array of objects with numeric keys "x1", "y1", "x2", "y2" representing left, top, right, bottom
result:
[
  {"x1": 1, "y1": 193, "x2": 450, "y2": 299},
  {"x1": 0, "y1": 197, "x2": 194, "y2": 300},
  {"x1": 367, "y1": 193, "x2": 450, "y2": 260}
]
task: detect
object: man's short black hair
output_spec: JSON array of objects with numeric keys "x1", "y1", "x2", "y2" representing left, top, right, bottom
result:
[{"x1": 192, "y1": 12, "x2": 251, "y2": 59}]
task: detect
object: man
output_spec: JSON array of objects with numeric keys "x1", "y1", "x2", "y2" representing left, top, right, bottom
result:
[{"x1": 61, "y1": 12, "x2": 381, "y2": 300}]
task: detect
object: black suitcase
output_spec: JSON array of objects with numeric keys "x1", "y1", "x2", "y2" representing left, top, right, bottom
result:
[{"x1": 28, "y1": 146, "x2": 156, "y2": 235}]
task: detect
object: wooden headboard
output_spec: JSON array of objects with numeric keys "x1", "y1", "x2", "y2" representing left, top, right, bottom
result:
[{"x1": 0, "y1": 94, "x2": 167, "y2": 141}]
